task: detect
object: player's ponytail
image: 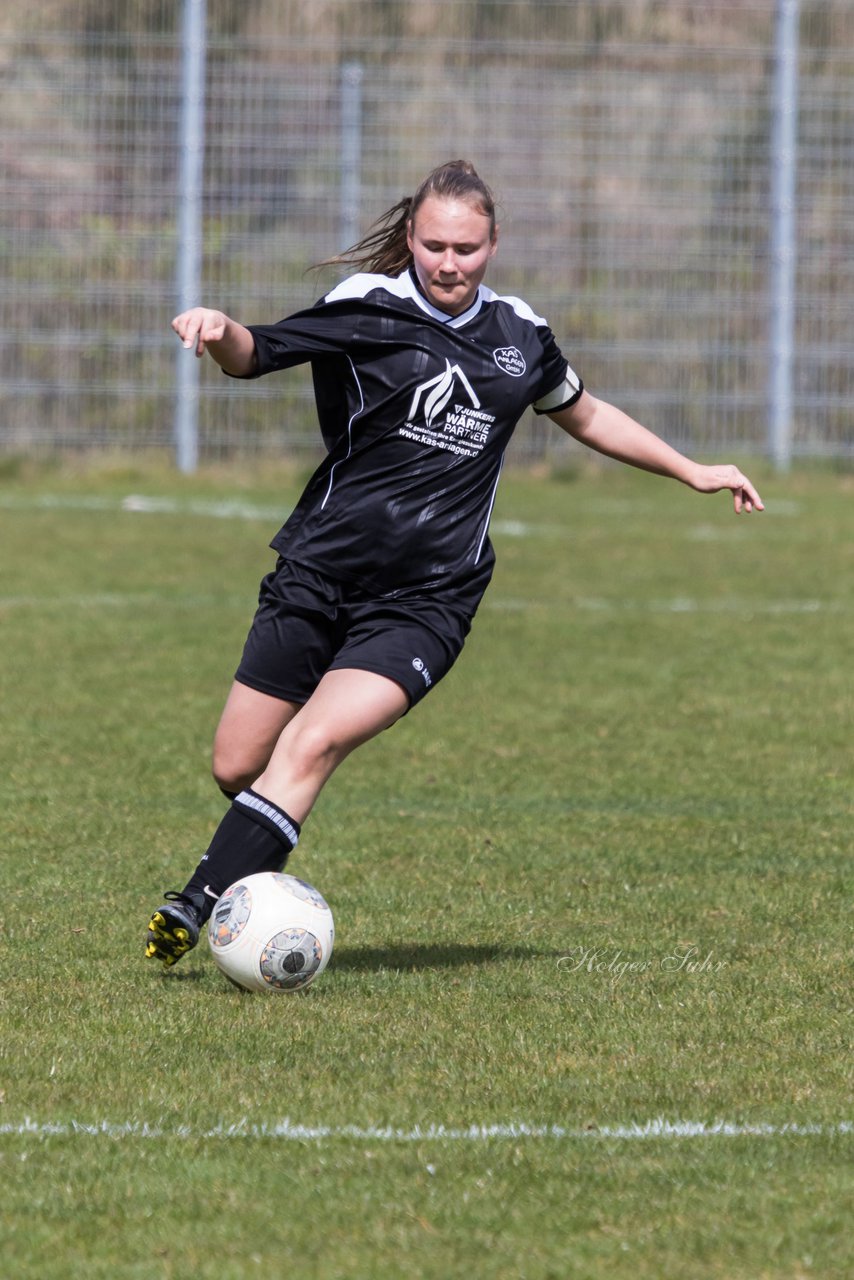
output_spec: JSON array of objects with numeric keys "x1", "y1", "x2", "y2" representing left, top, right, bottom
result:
[
  {"x1": 313, "y1": 160, "x2": 496, "y2": 277},
  {"x1": 315, "y1": 196, "x2": 414, "y2": 277}
]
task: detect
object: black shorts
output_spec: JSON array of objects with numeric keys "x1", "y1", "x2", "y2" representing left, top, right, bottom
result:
[{"x1": 234, "y1": 559, "x2": 472, "y2": 709}]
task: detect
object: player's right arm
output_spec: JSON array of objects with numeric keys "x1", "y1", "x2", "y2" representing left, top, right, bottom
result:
[{"x1": 171, "y1": 307, "x2": 257, "y2": 375}]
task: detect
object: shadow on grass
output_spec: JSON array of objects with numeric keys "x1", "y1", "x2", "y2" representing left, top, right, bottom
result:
[
  {"x1": 152, "y1": 944, "x2": 562, "y2": 985},
  {"x1": 331, "y1": 942, "x2": 561, "y2": 973},
  {"x1": 155, "y1": 966, "x2": 207, "y2": 982}
]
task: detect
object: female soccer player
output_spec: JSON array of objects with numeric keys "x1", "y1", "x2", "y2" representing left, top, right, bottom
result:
[{"x1": 146, "y1": 159, "x2": 763, "y2": 967}]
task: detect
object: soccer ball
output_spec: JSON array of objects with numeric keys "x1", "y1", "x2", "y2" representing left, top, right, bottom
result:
[{"x1": 208, "y1": 871, "x2": 334, "y2": 993}]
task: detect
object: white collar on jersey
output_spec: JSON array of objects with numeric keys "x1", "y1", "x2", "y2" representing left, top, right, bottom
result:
[
  {"x1": 324, "y1": 269, "x2": 551, "y2": 334},
  {"x1": 323, "y1": 267, "x2": 485, "y2": 327},
  {"x1": 403, "y1": 268, "x2": 485, "y2": 327}
]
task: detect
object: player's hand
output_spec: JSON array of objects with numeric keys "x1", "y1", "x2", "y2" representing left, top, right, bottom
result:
[
  {"x1": 690, "y1": 464, "x2": 765, "y2": 514},
  {"x1": 171, "y1": 307, "x2": 229, "y2": 357}
]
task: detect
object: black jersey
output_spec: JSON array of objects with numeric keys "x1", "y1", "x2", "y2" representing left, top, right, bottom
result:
[{"x1": 241, "y1": 267, "x2": 582, "y2": 614}]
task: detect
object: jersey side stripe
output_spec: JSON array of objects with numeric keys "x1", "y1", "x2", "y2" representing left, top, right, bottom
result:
[
  {"x1": 321, "y1": 355, "x2": 365, "y2": 510},
  {"x1": 474, "y1": 452, "x2": 505, "y2": 565}
]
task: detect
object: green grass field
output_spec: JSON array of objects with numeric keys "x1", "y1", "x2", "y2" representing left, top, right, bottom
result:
[{"x1": 0, "y1": 458, "x2": 850, "y2": 1279}]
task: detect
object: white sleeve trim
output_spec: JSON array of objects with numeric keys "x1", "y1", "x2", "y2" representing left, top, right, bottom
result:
[{"x1": 533, "y1": 366, "x2": 583, "y2": 413}]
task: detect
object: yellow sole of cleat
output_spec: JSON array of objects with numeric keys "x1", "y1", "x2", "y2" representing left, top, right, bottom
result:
[{"x1": 145, "y1": 912, "x2": 193, "y2": 967}]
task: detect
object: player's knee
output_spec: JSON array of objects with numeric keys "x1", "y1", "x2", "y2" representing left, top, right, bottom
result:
[
  {"x1": 283, "y1": 721, "x2": 346, "y2": 782},
  {"x1": 211, "y1": 760, "x2": 252, "y2": 796},
  {"x1": 211, "y1": 744, "x2": 258, "y2": 796}
]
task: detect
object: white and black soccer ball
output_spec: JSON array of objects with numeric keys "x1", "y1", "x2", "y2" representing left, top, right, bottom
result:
[{"x1": 208, "y1": 871, "x2": 334, "y2": 993}]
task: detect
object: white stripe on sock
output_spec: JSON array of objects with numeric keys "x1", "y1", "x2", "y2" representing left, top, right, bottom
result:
[{"x1": 235, "y1": 790, "x2": 300, "y2": 848}]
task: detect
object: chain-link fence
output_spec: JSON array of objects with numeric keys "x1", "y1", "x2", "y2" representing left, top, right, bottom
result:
[{"x1": 1, "y1": 1, "x2": 852, "y2": 463}]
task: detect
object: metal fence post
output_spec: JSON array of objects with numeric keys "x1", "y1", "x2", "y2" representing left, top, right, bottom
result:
[
  {"x1": 340, "y1": 62, "x2": 364, "y2": 251},
  {"x1": 174, "y1": 0, "x2": 207, "y2": 473},
  {"x1": 768, "y1": 0, "x2": 800, "y2": 471}
]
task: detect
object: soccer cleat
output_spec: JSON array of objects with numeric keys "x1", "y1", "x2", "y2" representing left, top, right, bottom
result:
[{"x1": 145, "y1": 892, "x2": 202, "y2": 968}]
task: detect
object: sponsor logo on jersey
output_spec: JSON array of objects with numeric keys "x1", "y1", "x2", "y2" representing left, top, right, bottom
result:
[
  {"x1": 493, "y1": 346, "x2": 527, "y2": 377},
  {"x1": 408, "y1": 359, "x2": 480, "y2": 429},
  {"x1": 403, "y1": 359, "x2": 497, "y2": 458}
]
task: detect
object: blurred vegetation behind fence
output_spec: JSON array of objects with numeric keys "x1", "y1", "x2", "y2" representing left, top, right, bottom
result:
[{"x1": 1, "y1": 1, "x2": 852, "y2": 462}]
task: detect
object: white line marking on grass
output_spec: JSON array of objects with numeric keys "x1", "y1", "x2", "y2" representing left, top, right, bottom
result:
[
  {"x1": 2, "y1": 1118, "x2": 850, "y2": 1142},
  {"x1": 3, "y1": 592, "x2": 839, "y2": 617},
  {"x1": 0, "y1": 495, "x2": 554, "y2": 536},
  {"x1": 0, "y1": 493, "x2": 285, "y2": 522},
  {"x1": 485, "y1": 596, "x2": 848, "y2": 616},
  {"x1": 120, "y1": 494, "x2": 284, "y2": 521},
  {"x1": 491, "y1": 518, "x2": 566, "y2": 538},
  {"x1": 0, "y1": 593, "x2": 247, "y2": 610},
  {"x1": 0, "y1": 494, "x2": 118, "y2": 512}
]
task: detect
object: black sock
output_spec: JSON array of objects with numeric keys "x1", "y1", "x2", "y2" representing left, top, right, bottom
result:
[{"x1": 181, "y1": 788, "x2": 301, "y2": 922}]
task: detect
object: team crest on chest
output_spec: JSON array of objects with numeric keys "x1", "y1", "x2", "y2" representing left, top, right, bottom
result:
[{"x1": 493, "y1": 346, "x2": 527, "y2": 377}]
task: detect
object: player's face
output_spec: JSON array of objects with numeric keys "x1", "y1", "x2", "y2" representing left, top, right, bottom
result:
[{"x1": 407, "y1": 196, "x2": 498, "y2": 316}]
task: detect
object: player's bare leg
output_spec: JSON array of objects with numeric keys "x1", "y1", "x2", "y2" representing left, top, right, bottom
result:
[
  {"x1": 253, "y1": 668, "x2": 410, "y2": 822},
  {"x1": 212, "y1": 680, "x2": 302, "y2": 796}
]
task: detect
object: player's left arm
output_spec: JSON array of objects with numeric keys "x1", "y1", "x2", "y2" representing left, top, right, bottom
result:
[{"x1": 548, "y1": 391, "x2": 764, "y2": 514}]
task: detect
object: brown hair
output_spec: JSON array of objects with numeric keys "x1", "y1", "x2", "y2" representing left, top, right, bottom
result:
[{"x1": 315, "y1": 159, "x2": 496, "y2": 276}]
